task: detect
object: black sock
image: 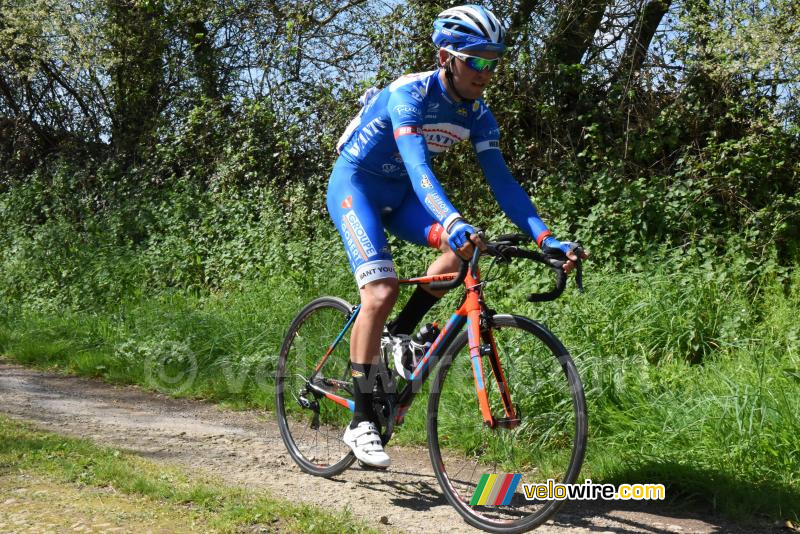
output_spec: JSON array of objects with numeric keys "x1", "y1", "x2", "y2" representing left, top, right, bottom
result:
[
  {"x1": 387, "y1": 286, "x2": 440, "y2": 336},
  {"x1": 350, "y1": 362, "x2": 377, "y2": 428}
]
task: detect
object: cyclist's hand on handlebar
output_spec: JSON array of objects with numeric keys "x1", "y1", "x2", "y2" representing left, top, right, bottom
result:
[
  {"x1": 541, "y1": 236, "x2": 590, "y2": 273},
  {"x1": 447, "y1": 219, "x2": 486, "y2": 261}
]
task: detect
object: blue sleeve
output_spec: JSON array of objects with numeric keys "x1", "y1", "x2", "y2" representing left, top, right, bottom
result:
[
  {"x1": 470, "y1": 105, "x2": 551, "y2": 247},
  {"x1": 476, "y1": 149, "x2": 552, "y2": 247},
  {"x1": 388, "y1": 90, "x2": 462, "y2": 230}
]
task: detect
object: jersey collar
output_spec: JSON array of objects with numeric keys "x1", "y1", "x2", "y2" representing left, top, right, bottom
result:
[{"x1": 435, "y1": 69, "x2": 455, "y2": 105}]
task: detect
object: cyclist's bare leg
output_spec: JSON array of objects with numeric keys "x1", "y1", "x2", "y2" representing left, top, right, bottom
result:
[
  {"x1": 344, "y1": 278, "x2": 397, "y2": 467},
  {"x1": 351, "y1": 278, "x2": 399, "y2": 364}
]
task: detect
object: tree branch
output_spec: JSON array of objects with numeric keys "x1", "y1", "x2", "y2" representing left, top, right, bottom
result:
[{"x1": 311, "y1": 0, "x2": 368, "y2": 27}]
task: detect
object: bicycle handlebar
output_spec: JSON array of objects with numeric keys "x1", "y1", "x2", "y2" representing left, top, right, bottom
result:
[
  {"x1": 491, "y1": 233, "x2": 585, "y2": 302},
  {"x1": 426, "y1": 233, "x2": 584, "y2": 301}
]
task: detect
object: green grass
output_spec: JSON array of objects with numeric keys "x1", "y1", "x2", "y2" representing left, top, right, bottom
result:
[
  {"x1": 1, "y1": 253, "x2": 799, "y2": 523},
  {"x1": 0, "y1": 415, "x2": 375, "y2": 533}
]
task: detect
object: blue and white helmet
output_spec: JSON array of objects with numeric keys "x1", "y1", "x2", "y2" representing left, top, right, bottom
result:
[{"x1": 432, "y1": 5, "x2": 506, "y2": 54}]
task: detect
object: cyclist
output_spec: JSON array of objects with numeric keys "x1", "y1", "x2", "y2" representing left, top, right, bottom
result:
[{"x1": 326, "y1": 4, "x2": 588, "y2": 468}]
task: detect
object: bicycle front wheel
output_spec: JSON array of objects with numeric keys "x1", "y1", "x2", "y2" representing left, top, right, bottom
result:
[
  {"x1": 276, "y1": 296, "x2": 356, "y2": 477},
  {"x1": 428, "y1": 314, "x2": 587, "y2": 533}
]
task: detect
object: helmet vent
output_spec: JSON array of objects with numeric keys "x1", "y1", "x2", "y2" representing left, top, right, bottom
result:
[
  {"x1": 432, "y1": 5, "x2": 506, "y2": 52},
  {"x1": 461, "y1": 10, "x2": 491, "y2": 38}
]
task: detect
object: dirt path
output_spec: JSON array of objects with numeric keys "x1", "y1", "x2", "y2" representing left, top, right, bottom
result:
[{"x1": 0, "y1": 360, "x2": 778, "y2": 534}]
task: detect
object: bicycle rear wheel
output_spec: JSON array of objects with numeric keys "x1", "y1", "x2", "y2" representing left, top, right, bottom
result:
[
  {"x1": 276, "y1": 297, "x2": 356, "y2": 477},
  {"x1": 427, "y1": 314, "x2": 587, "y2": 533}
]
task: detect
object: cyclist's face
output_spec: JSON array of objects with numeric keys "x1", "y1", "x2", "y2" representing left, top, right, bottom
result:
[{"x1": 440, "y1": 49, "x2": 499, "y2": 101}]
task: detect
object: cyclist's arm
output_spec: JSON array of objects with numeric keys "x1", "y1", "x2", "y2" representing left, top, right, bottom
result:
[
  {"x1": 388, "y1": 92, "x2": 462, "y2": 231},
  {"x1": 476, "y1": 148, "x2": 552, "y2": 248}
]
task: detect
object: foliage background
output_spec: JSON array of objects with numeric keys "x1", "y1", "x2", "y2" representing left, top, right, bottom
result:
[{"x1": 1, "y1": 0, "x2": 798, "y2": 523}]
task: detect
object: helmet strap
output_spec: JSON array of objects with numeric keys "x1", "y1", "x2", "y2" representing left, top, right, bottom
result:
[{"x1": 444, "y1": 55, "x2": 474, "y2": 103}]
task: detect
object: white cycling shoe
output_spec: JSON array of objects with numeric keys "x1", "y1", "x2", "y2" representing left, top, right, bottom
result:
[{"x1": 342, "y1": 421, "x2": 391, "y2": 468}]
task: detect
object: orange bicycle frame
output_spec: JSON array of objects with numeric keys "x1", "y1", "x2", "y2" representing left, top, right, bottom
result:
[
  {"x1": 400, "y1": 262, "x2": 519, "y2": 429},
  {"x1": 306, "y1": 260, "x2": 519, "y2": 429}
]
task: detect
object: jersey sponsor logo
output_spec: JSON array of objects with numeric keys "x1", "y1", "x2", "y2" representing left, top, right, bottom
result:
[
  {"x1": 425, "y1": 102, "x2": 440, "y2": 118},
  {"x1": 357, "y1": 263, "x2": 396, "y2": 284},
  {"x1": 341, "y1": 195, "x2": 353, "y2": 209},
  {"x1": 410, "y1": 90, "x2": 425, "y2": 102},
  {"x1": 457, "y1": 107, "x2": 468, "y2": 117},
  {"x1": 424, "y1": 192, "x2": 451, "y2": 220},
  {"x1": 342, "y1": 210, "x2": 377, "y2": 261},
  {"x1": 424, "y1": 130, "x2": 463, "y2": 152},
  {"x1": 472, "y1": 101, "x2": 480, "y2": 112},
  {"x1": 336, "y1": 114, "x2": 363, "y2": 154},
  {"x1": 393, "y1": 104, "x2": 420, "y2": 117},
  {"x1": 420, "y1": 175, "x2": 433, "y2": 189},
  {"x1": 422, "y1": 123, "x2": 470, "y2": 153},
  {"x1": 345, "y1": 117, "x2": 387, "y2": 158},
  {"x1": 394, "y1": 125, "x2": 422, "y2": 138},
  {"x1": 474, "y1": 139, "x2": 500, "y2": 152}
]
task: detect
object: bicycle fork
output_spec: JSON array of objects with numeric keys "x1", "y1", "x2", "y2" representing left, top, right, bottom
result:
[{"x1": 464, "y1": 271, "x2": 521, "y2": 430}]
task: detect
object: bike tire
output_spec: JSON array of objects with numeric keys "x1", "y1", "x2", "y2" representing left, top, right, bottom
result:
[
  {"x1": 427, "y1": 314, "x2": 587, "y2": 533},
  {"x1": 276, "y1": 296, "x2": 356, "y2": 477}
]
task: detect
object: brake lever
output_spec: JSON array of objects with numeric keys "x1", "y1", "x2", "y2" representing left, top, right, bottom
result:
[
  {"x1": 542, "y1": 251, "x2": 585, "y2": 294},
  {"x1": 571, "y1": 245, "x2": 586, "y2": 294},
  {"x1": 574, "y1": 258, "x2": 585, "y2": 293},
  {"x1": 488, "y1": 243, "x2": 516, "y2": 264}
]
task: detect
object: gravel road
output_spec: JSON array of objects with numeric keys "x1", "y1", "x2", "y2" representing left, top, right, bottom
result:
[{"x1": 0, "y1": 360, "x2": 779, "y2": 534}]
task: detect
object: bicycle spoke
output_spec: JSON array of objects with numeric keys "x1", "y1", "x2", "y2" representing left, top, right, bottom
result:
[
  {"x1": 276, "y1": 297, "x2": 356, "y2": 476},
  {"x1": 428, "y1": 314, "x2": 587, "y2": 531}
]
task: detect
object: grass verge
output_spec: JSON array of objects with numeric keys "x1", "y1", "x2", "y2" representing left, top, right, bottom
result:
[
  {"x1": 1, "y1": 256, "x2": 798, "y2": 524},
  {"x1": 0, "y1": 415, "x2": 375, "y2": 533}
]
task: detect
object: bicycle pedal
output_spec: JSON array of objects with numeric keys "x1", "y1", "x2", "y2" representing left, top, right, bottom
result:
[{"x1": 493, "y1": 417, "x2": 521, "y2": 429}]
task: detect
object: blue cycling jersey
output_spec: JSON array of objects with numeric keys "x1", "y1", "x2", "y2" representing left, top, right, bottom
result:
[
  {"x1": 328, "y1": 69, "x2": 552, "y2": 287},
  {"x1": 336, "y1": 70, "x2": 550, "y2": 243}
]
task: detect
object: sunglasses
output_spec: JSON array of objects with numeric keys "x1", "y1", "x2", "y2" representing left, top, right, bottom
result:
[{"x1": 447, "y1": 49, "x2": 501, "y2": 72}]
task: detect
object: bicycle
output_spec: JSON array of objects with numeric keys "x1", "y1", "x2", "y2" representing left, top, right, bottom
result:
[{"x1": 276, "y1": 234, "x2": 587, "y2": 533}]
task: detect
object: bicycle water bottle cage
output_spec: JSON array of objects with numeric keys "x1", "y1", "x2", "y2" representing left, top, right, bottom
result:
[
  {"x1": 384, "y1": 334, "x2": 427, "y2": 380},
  {"x1": 414, "y1": 322, "x2": 440, "y2": 345}
]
